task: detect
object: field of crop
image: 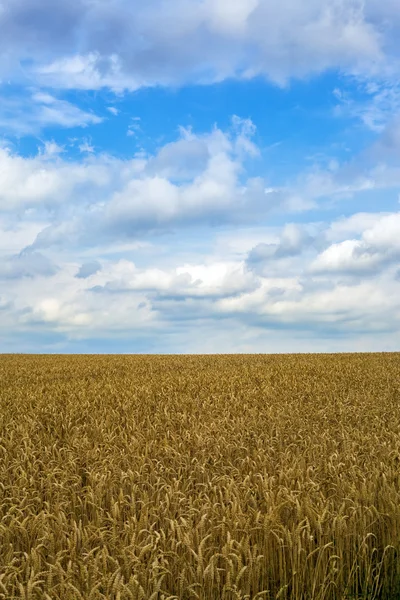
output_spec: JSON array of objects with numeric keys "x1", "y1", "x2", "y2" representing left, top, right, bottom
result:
[{"x1": 0, "y1": 353, "x2": 400, "y2": 599}]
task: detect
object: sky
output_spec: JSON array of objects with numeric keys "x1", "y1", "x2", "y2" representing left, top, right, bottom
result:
[{"x1": 1, "y1": 0, "x2": 400, "y2": 353}]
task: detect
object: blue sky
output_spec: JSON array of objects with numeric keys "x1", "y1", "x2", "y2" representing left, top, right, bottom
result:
[{"x1": 1, "y1": 0, "x2": 400, "y2": 353}]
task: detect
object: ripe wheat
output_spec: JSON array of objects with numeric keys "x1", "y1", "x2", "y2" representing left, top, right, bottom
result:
[{"x1": 0, "y1": 353, "x2": 399, "y2": 599}]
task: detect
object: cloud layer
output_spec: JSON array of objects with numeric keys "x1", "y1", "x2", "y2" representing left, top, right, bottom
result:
[
  {"x1": 1, "y1": 116, "x2": 400, "y2": 352},
  {"x1": 1, "y1": 1, "x2": 400, "y2": 352},
  {"x1": 1, "y1": 0, "x2": 399, "y2": 91}
]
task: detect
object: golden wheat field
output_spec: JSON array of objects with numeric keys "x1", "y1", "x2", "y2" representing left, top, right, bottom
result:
[{"x1": 1, "y1": 353, "x2": 400, "y2": 600}]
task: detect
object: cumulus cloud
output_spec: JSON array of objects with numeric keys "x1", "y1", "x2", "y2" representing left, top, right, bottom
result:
[
  {"x1": 92, "y1": 259, "x2": 259, "y2": 301},
  {"x1": 247, "y1": 224, "x2": 316, "y2": 271},
  {"x1": 0, "y1": 100, "x2": 399, "y2": 351},
  {"x1": 7, "y1": 215, "x2": 400, "y2": 350},
  {"x1": 2, "y1": 204, "x2": 400, "y2": 351},
  {"x1": 145, "y1": 130, "x2": 212, "y2": 181},
  {"x1": 0, "y1": 146, "x2": 114, "y2": 211},
  {"x1": 325, "y1": 212, "x2": 391, "y2": 241},
  {"x1": 20, "y1": 118, "x2": 282, "y2": 248},
  {"x1": 1, "y1": 2, "x2": 400, "y2": 352},
  {"x1": 0, "y1": 221, "x2": 399, "y2": 352},
  {"x1": 0, "y1": 0, "x2": 395, "y2": 91},
  {"x1": 2, "y1": 113, "x2": 399, "y2": 255},
  {"x1": 311, "y1": 212, "x2": 400, "y2": 274},
  {"x1": 311, "y1": 239, "x2": 385, "y2": 274}
]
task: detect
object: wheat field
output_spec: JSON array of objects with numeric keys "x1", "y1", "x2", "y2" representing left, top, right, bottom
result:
[{"x1": 0, "y1": 353, "x2": 400, "y2": 599}]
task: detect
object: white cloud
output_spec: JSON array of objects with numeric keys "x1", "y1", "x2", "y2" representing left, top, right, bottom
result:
[
  {"x1": 1, "y1": 209, "x2": 400, "y2": 351},
  {"x1": 0, "y1": 146, "x2": 112, "y2": 210},
  {"x1": 205, "y1": 0, "x2": 259, "y2": 35},
  {"x1": 7, "y1": 220, "x2": 399, "y2": 350},
  {"x1": 247, "y1": 223, "x2": 315, "y2": 269},
  {"x1": 127, "y1": 119, "x2": 142, "y2": 137},
  {"x1": 94, "y1": 258, "x2": 258, "y2": 300},
  {"x1": 334, "y1": 77, "x2": 400, "y2": 133},
  {"x1": 0, "y1": 90, "x2": 102, "y2": 134},
  {"x1": 104, "y1": 120, "x2": 264, "y2": 228},
  {"x1": 311, "y1": 212, "x2": 400, "y2": 274},
  {"x1": 19, "y1": 119, "x2": 283, "y2": 247},
  {"x1": 79, "y1": 140, "x2": 95, "y2": 153},
  {"x1": 107, "y1": 106, "x2": 119, "y2": 116},
  {"x1": 41, "y1": 140, "x2": 65, "y2": 156},
  {"x1": 311, "y1": 239, "x2": 383, "y2": 274},
  {"x1": 2, "y1": 2, "x2": 400, "y2": 352},
  {"x1": 326, "y1": 211, "x2": 391, "y2": 241},
  {"x1": 2, "y1": 114, "x2": 400, "y2": 255},
  {"x1": 0, "y1": 109, "x2": 399, "y2": 351},
  {"x1": 36, "y1": 53, "x2": 141, "y2": 92},
  {"x1": 0, "y1": 0, "x2": 393, "y2": 92}
]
